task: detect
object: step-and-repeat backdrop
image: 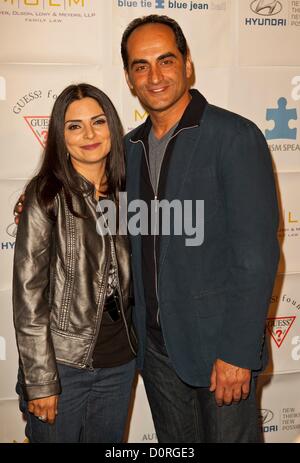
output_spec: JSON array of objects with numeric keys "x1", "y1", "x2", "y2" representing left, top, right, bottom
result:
[{"x1": 0, "y1": 0, "x2": 299, "y2": 443}]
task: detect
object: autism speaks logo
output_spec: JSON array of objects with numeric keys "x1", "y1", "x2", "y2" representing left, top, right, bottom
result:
[
  {"x1": 265, "y1": 97, "x2": 297, "y2": 141},
  {"x1": 266, "y1": 77, "x2": 300, "y2": 154}
]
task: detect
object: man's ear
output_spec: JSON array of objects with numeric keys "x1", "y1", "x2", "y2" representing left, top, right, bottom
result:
[
  {"x1": 185, "y1": 51, "x2": 193, "y2": 80},
  {"x1": 125, "y1": 70, "x2": 134, "y2": 90}
]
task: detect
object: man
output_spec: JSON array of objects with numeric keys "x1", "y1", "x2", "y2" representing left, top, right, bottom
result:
[{"x1": 121, "y1": 15, "x2": 279, "y2": 442}]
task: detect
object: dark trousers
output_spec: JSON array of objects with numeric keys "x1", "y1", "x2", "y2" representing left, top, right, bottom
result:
[
  {"x1": 18, "y1": 359, "x2": 136, "y2": 443},
  {"x1": 142, "y1": 339, "x2": 262, "y2": 443}
]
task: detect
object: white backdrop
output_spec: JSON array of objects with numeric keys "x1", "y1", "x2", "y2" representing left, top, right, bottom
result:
[{"x1": 0, "y1": 0, "x2": 300, "y2": 443}]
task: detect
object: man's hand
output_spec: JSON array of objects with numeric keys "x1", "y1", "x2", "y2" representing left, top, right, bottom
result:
[
  {"x1": 28, "y1": 395, "x2": 59, "y2": 425},
  {"x1": 14, "y1": 194, "x2": 25, "y2": 224},
  {"x1": 209, "y1": 358, "x2": 251, "y2": 407}
]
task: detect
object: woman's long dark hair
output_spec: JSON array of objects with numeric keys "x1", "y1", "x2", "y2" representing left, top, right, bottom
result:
[{"x1": 29, "y1": 83, "x2": 125, "y2": 218}]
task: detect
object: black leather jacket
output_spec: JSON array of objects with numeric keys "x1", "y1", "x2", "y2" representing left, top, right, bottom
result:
[{"x1": 13, "y1": 174, "x2": 136, "y2": 400}]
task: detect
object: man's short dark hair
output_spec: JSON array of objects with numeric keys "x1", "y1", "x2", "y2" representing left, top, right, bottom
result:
[{"x1": 121, "y1": 15, "x2": 188, "y2": 70}]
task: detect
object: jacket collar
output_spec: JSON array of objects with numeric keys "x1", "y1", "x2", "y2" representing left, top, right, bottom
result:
[
  {"x1": 68, "y1": 162, "x2": 95, "y2": 197},
  {"x1": 130, "y1": 89, "x2": 207, "y2": 143}
]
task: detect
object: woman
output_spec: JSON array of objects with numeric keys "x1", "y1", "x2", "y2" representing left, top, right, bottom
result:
[{"x1": 13, "y1": 83, "x2": 137, "y2": 443}]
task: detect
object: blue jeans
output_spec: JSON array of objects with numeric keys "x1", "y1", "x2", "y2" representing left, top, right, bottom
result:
[
  {"x1": 142, "y1": 340, "x2": 261, "y2": 443},
  {"x1": 17, "y1": 360, "x2": 136, "y2": 443}
]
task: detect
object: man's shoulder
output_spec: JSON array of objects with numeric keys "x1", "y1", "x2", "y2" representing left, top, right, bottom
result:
[
  {"x1": 205, "y1": 103, "x2": 259, "y2": 134},
  {"x1": 124, "y1": 123, "x2": 145, "y2": 143}
]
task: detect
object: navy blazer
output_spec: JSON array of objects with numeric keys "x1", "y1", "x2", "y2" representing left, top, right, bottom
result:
[{"x1": 125, "y1": 90, "x2": 279, "y2": 387}]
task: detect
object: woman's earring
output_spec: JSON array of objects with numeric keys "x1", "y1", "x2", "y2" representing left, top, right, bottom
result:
[{"x1": 66, "y1": 152, "x2": 70, "y2": 159}]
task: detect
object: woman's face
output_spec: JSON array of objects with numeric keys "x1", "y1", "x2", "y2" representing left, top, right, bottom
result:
[{"x1": 64, "y1": 97, "x2": 111, "y2": 168}]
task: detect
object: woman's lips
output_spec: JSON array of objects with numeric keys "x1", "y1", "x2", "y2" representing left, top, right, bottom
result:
[{"x1": 80, "y1": 143, "x2": 101, "y2": 150}]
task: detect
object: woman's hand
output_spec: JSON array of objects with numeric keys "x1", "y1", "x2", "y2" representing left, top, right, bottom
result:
[
  {"x1": 14, "y1": 194, "x2": 25, "y2": 225},
  {"x1": 28, "y1": 395, "x2": 59, "y2": 425}
]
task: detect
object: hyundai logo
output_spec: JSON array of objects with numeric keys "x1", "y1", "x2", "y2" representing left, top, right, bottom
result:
[
  {"x1": 250, "y1": 0, "x2": 283, "y2": 16},
  {"x1": 259, "y1": 409, "x2": 274, "y2": 424},
  {"x1": 6, "y1": 223, "x2": 17, "y2": 238}
]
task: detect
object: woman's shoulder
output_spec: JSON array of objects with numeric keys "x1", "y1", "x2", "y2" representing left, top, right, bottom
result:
[
  {"x1": 24, "y1": 177, "x2": 60, "y2": 220},
  {"x1": 23, "y1": 177, "x2": 39, "y2": 204}
]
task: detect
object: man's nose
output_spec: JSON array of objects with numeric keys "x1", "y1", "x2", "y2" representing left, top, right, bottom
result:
[{"x1": 149, "y1": 64, "x2": 163, "y2": 84}]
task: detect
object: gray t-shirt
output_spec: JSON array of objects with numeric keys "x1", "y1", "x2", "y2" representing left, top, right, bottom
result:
[{"x1": 148, "y1": 123, "x2": 178, "y2": 192}]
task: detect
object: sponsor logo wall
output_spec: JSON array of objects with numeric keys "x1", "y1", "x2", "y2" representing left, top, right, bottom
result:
[
  {"x1": 228, "y1": 68, "x2": 300, "y2": 172},
  {"x1": 0, "y1": 0, "x2": 299, "y2": 443},
  {"x1": 0, "y1": 0, "x2": 105, "y2": 64},
  {"x1": 239, "y1": 1, "x2": 300, "y2": 66},
  {"x1": 266, "y1": 273, "x2": 300, "y2": 373},
  {"x1": 0, "y1": 182, "x2": 25, "y2": 293},
  {"x1": 0, "y1": 65, "x2": 106, "y2": 178},
  {"x1": 257, "y1": 372, "x2": 300, "y2": 442}
]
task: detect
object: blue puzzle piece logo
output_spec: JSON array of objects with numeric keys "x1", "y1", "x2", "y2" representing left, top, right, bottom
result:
[{"x1": 265, "y1": 97, "x2": 297, "y2": 140}]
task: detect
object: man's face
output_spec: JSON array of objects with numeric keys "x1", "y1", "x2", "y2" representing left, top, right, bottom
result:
[{"x1": 125, "y1": 23, "x2": 192, "y2": 114}]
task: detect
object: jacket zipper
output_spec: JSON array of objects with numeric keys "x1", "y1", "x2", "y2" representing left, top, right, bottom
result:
[
  {"x1": 110, "y1": 235, "x2": 137, "y2": 356},
  {"x1": 85, "y1": 221, "x2": 111, "y2": 370},
  {"x1": 97, "y1": 201, "x2": 137, "y2": 356},
  {"x1": 130, "y1": 125, "x2": 198, "y2": 328}
]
